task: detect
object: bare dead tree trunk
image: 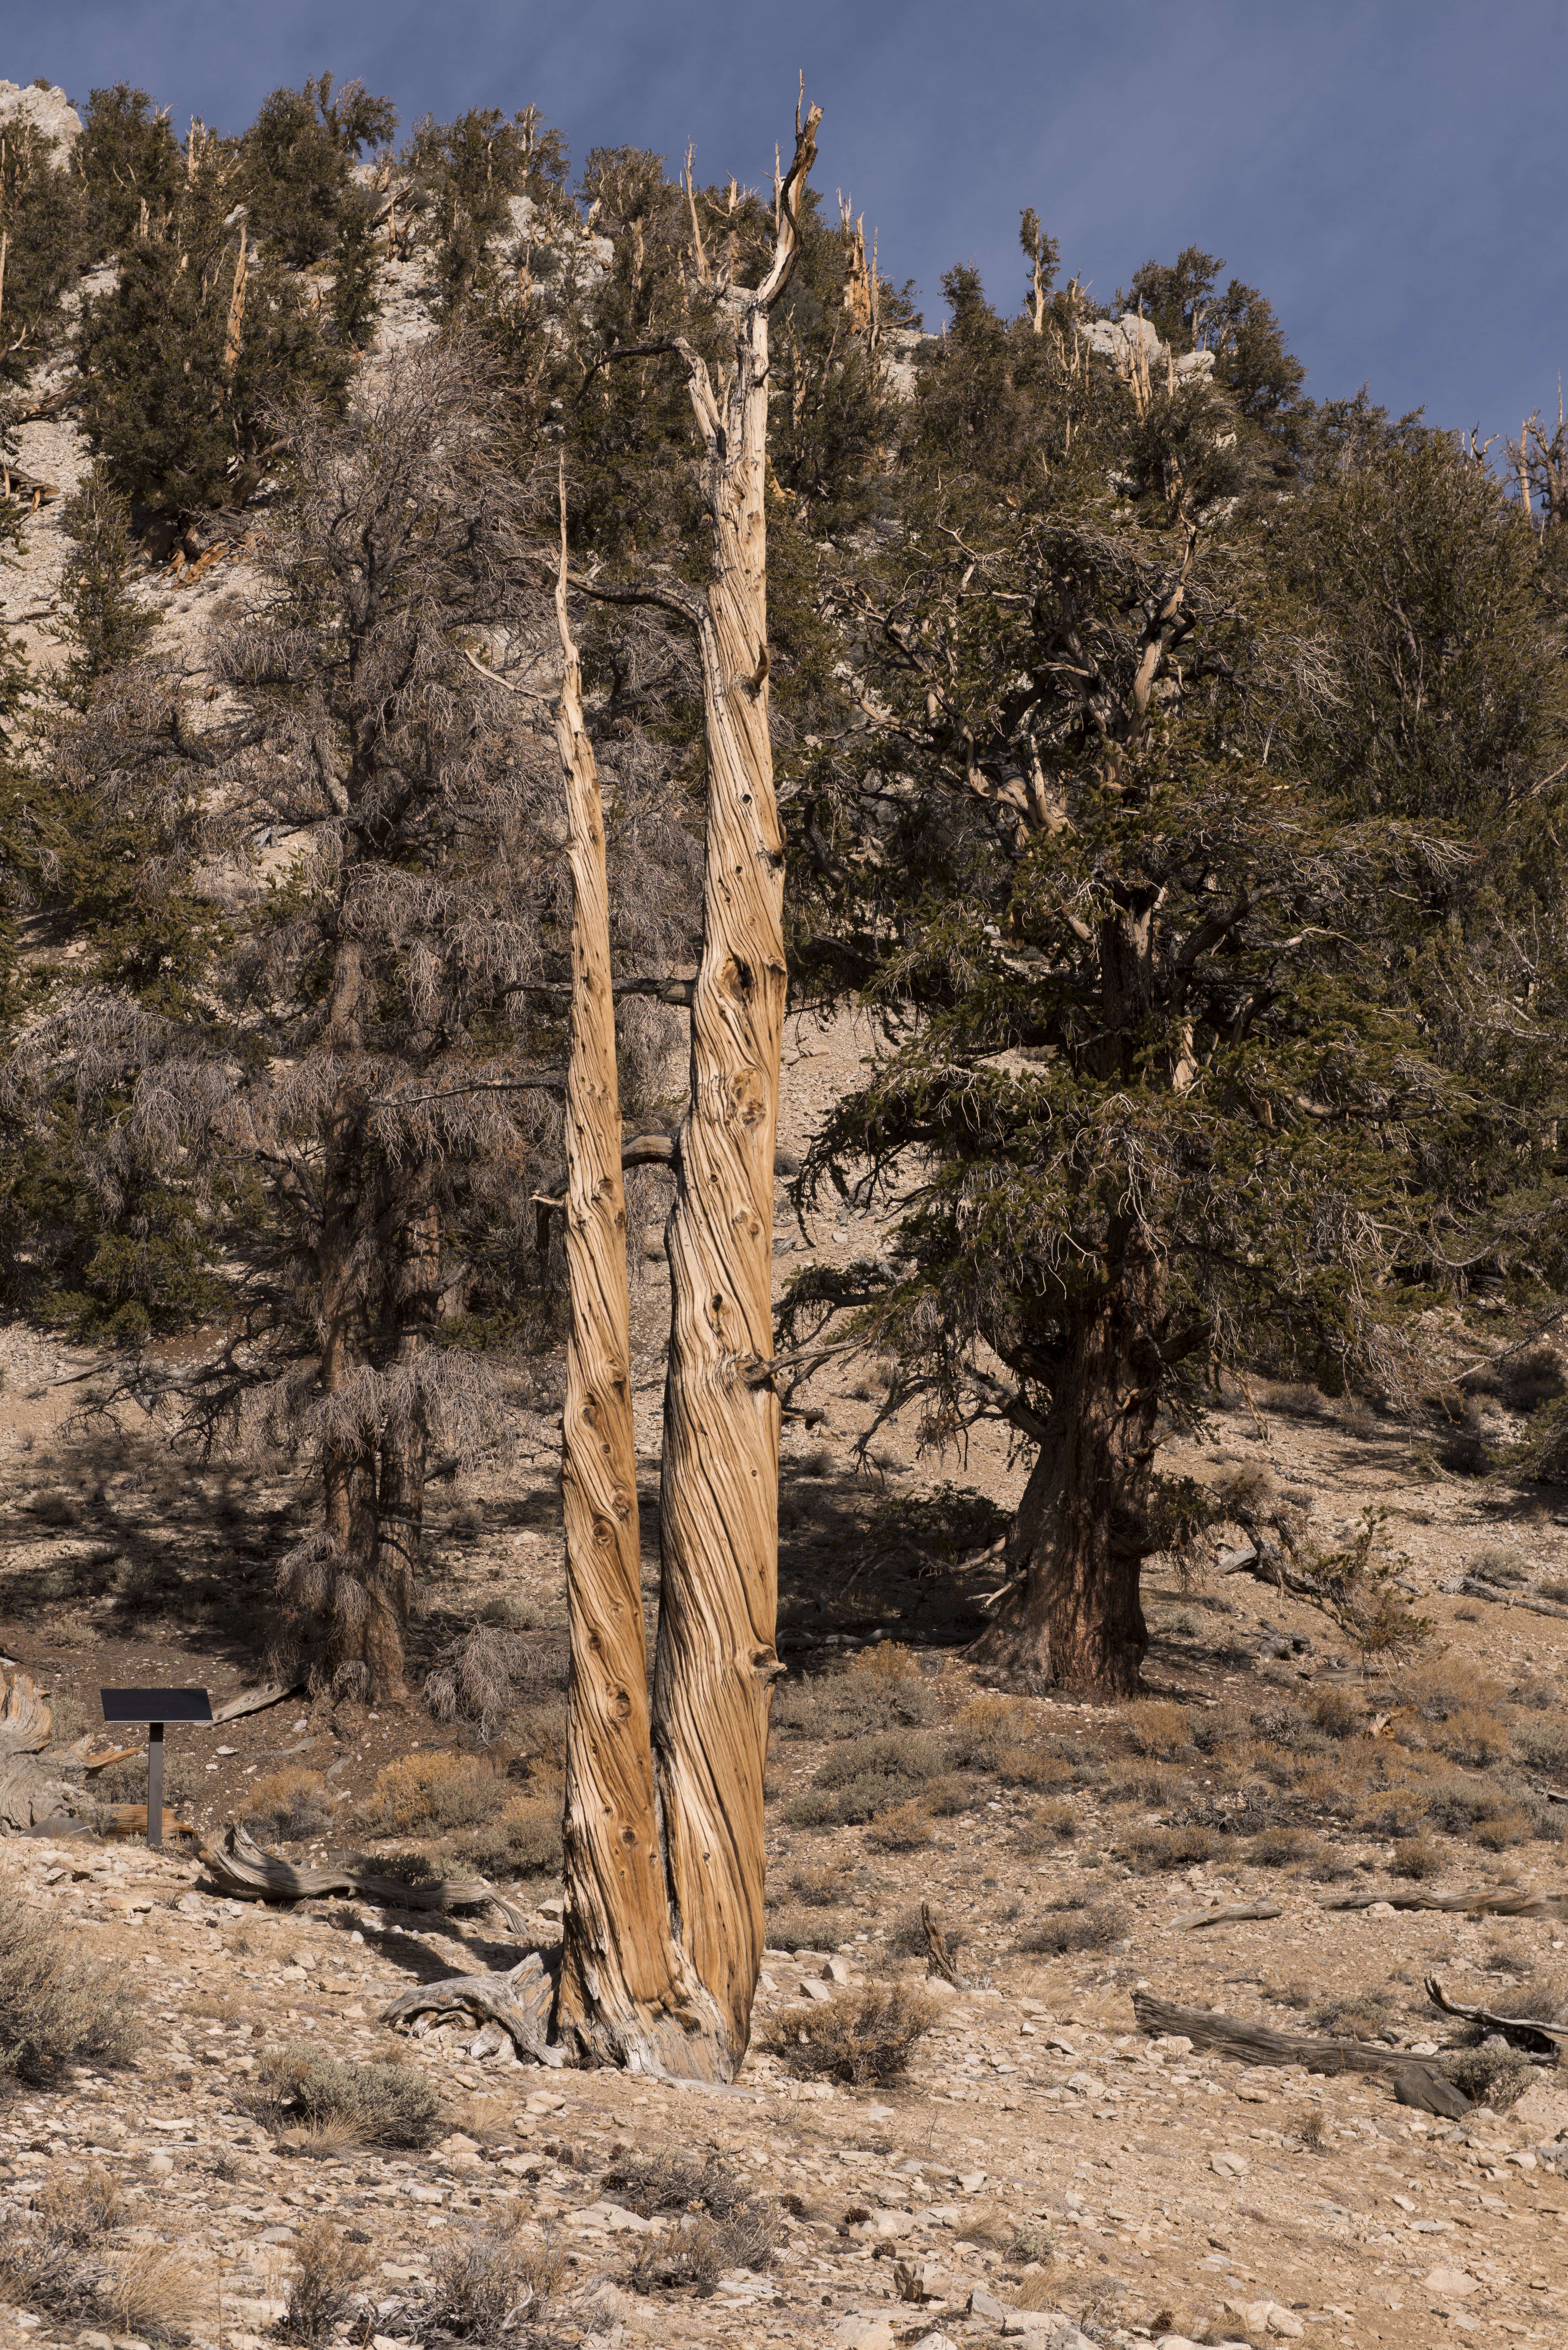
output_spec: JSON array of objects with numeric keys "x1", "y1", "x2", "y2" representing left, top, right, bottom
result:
[
  {"x1": 649, "y1": 100, "x2": 821, "y2": 2069},
  {"x1": 550, "y1": 489, "x2": 726, "y2": 2075}
]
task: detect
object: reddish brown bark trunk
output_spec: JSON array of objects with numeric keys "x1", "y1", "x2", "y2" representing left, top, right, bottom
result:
[{"x1": 976, "y1": 1260, "x2": 1162, "y2": 1697}]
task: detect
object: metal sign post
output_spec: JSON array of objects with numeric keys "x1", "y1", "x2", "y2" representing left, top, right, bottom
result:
[{"x1": 100, "y1": 1689, "x2": 212, "y2": 1849}]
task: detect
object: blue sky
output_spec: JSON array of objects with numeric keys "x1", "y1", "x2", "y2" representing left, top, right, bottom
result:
[{"x1": 9, "y1": 0, "x2": 1567, "y2": 440}]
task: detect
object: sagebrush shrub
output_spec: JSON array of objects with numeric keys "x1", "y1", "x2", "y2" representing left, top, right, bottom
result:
[
  {"x1": 280, "y1": 2220, "x2": 369, "y2": 2346},
  {"x1": 764, "y1": 1983, "x2": 937, "y2": 2086},
  {"x1": 454, "y1": 1793, "x2": 562, "y2": 1879},
  {"x1": 260, "y1": 2044, "x2": 439, "y2": 2146},
  {"x1": 0, "y1": 1893, "x2": 142, "y2": 2083},
  {"x1": 245, "y1": 1765, "x2": 332, "y2": 1839},
  {"x1": 1017, "y1": 1898, "x2": 1127, "y2": 1955},
  {"x1": 358, "y1": 1750, "x2": 497, "y2": 1833}
]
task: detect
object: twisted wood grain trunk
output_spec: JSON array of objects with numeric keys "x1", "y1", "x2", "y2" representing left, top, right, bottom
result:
[
  {"x1": 550, "y1": 515, "x2": 727, "y2": 2075},
  {"x1": 652, "y1": 105, "x2": 821, "y2": 2067}
]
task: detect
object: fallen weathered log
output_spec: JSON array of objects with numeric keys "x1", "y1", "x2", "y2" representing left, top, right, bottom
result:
[
  {"x1": 1, "y1": 1668, "x2": 51, "y2": 1752},
  {"x1": 1319, "y1": 1885, "x2": 1568, "y2": 1919},
  {"x1": 1444, "y1": 1575, "x2": 1568, "y2": 1622},
  {"x1": 1423, "y1": 1974, "x2": 1568, "y2": 2053},
  {"x1": 381, "y1": 1950, "x2": 562, "y2": 2067},
  {"x1": 1, "y1": 1669, "x2": 76, "y2": 1831},
  {"x1": 98, "y1": 1802, "x2": 195, "y2": 1842},
  {"x1": 196, "y1": 1820, "x2": 526, "y2": 1928},
  {"x1": 1172, "y1": 1900, "x2": 1283, "y2": 1930},
  {"x1": 1131, "y1": 1990, "x2": 1471, "y2": 2117},
  {"x1": 208, "y1": 1682, "x2": 306, "y2": 1725}
]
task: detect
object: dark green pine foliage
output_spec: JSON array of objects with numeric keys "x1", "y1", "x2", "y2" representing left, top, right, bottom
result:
[
  {"x1": 0, "y1": 649, "x2": 227, "y2": 1341},
  {"x1": 0, "y1": 117, "x2": 85, "y2": 385},
  {"x1": 76, "y1": 120, "x2": 353, "y2": 515},
  {"x1": 404, "y1": 104, "x2": 570, "y2": 315},
  {"x1": 49, "y1": 465, "x2": 156, "y2": 705},
  {"x1": 78, "y1": 83, "x2": 183, "y2": 256},
  {"x1": 240, "y1": 74, "x2": 396, "y2": 266},
  {"x1": 781, "y1": 262, "x2": 1568, "y2": 1696}
]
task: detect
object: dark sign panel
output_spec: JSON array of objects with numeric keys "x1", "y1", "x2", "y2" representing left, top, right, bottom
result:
[{"x1": 101, "y1": 1688, "x2": 213, "y2": 1725}]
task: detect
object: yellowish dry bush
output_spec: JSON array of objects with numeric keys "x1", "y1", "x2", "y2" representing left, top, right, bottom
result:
[
  {"x1": 765, "y1": 1983, "x2": 937, "y2": 2086},
  {"x1": 357, "y1": 1750, "x2": 498, "y2": 1835},
  {"x1": 1121, "y1": 1698, "x2": 1192, "y2": 1759},
  {"x1": 245, "y1": 1765, "x2": 331, "y2": 1839},
  {"x1": 848, "y1": 1641, "x2": 922, "y2": 1682},
  {"x1": 866, "y1": 1800, "x2": 933, "y2": 1851},
  {"x1": 98, "y1": 2247, "x2": 207, "y2": 2342},
  {"x1": 1431, "y1": 1706, "x2": 1511, "y2": 1767}
]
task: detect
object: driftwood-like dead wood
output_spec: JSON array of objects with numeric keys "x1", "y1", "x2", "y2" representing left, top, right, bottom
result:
[
  {"x1": 99, "y1": 1802, "x2": 196, "y2": 1841},
  {"x1": 1423, "y1": 1974, "x2": 1568, "y2": 2052},
  {"x1": 1447, "y1": 1574, "x2": 1568, "y2": 1621},
  {"x1": 197, "y1": 1821, "x2": 525, "y2": 1926},
  {"x1": 0, "y1": 1670, "x2": 75, "y2": 1831},
  {"x1": 921, "y1": 1901, "x2": 961, "y2": 1984},
  {"x1": 0, "y1": 1668, "x2": 51, "y2": 1753},
  {"x1": 1319, "y1": 1885, "x2": 1568, "y2": 1919},
  {"x1": 208, "y1": 1682, "x2": 306, "y2": 1725},
  {"x1": 1131, "y1": 1991, "x2": 1471, "y2": 2117},
  {"x1": 381, "y1": 1950, "x2": 562, "y2": 2066},
  {"x1": 1172, "y1": 1899, "x2": 1283, "y2": 1929},
  {"x1": 551, "y1": 467, "x2": 724, "y2": 2076}
]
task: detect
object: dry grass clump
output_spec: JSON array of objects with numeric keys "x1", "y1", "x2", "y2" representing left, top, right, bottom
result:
[
  {"x1": 613, "y1": 2151, "x2": 779, "y2": 2295},
  {"x1": 764, "y1": 1907, "x2": 848, "y2": 1952},
  {"x1": 1248, "y1": 1824, "x2": 1328, "y2": 1870},
  {"x1": 1431, "y1": 1706, "x2": 1511, "y2": 1767},
  {"x1": 790, "y1": 1860, "x2": 850, "y2": 1907},
  {"x1": 279, "y1": 2220, "x2": 370, "y2": 2345},
  {"x1": 259, "y1": 2042, "x2": 440, "y2": 2146},
  {"x1": 848, "y1": 1640, "x2": 922, "y2": 1681},
  {"x1": 1515, "y1": 1715, "x2": 1568, "y2": 1773},
  {"x1": 98, "y1": 2247, "x2": 206, "y2": 2343},
  {"x1": 1017, "y1": 1896, "x2": 1128, "y2": 1955},
  {"x1": 1121, "y1": 1698, "x2": 1193, "y2": 1759},
  {"x1": 867, "y1": 1799, "x2": 933, "y2": 1850},
  {"x1": 1308, "y1": 1986, "x2": 1399, "y2": 2039},
  {"x1": 37, "y1": 2166, "x2": 125, "y2": 2244},
  {"x1": 1389, "y1": 1836, "x2": 1444, "y2": 1880},
  {"x1": 772, "y1": 1665, "x2": 942, "y2": 1742},
  {"x1": 424, "y1": 2223, "x2": 564, "y2": 2337},
  {"x1": 1013, "y1": 1801, "x2": 1080, "y2": 1852},
  {"x1": 451, "y1": 1793, "x2": 562, "y2": 1880},
  {"x1": 0, "y1": 1891, "x2": 143, "y2": 2083},
  {"x1": 245, "y1": 1765, "x2": 332, "y2": 1840},
  {"x1": 764, "y1": 1982, "x2": 937, "y2": 2086},
  {"x1": 357, "y1": 1749, "x2": 498, "y2": 1835},
  {"x1": 1394, "y1": 1658, "x2": 1508, "y2": 1722},
  {"x1": 787, "y1": 1728, "x2": 959, "y2": 1828},
  {"x1": 946, "y1": 1696, "x2": 1068, "y2": 1789},
  {"x1": 1422, "y1": 1772, "x2": 1535, "y2": 1848},
  {"x1": 604, "y1": 2148, "x2": 752, "y2": 2220},
  {"x1": 1121, "y1": 1822, "x2": 1213, "y2": 1871},
  {"x1": 1308, "y1": 1686, "x2": 1364, "y2": 1739},
  {"x1": 1484, "y1": 1964, "x2": 1568, "y2": 2023}
]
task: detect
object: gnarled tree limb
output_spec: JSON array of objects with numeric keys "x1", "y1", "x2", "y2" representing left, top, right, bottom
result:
[
  {"x1": 382, "y1": 1950, "x2": 563, "y2": 2066},
  {"x1": 1131, "y1": 1990, "x2": 1470, "y2": 2117}
]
